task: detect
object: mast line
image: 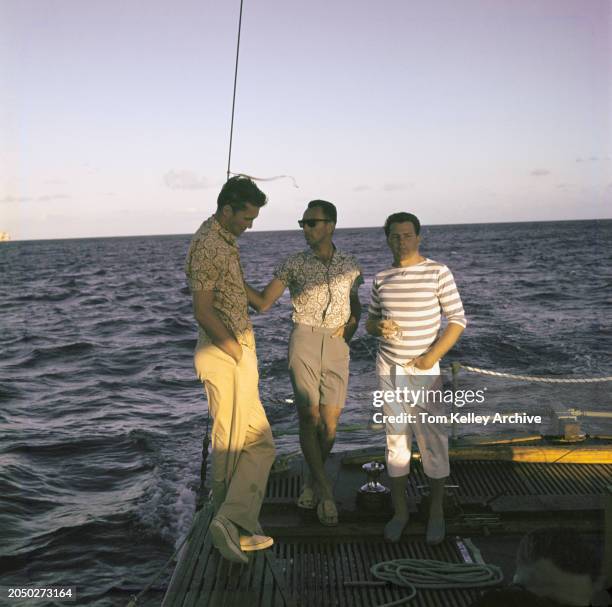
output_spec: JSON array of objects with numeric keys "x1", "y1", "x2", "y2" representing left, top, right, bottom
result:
[{"x1": 226, "y1": 0, "x2": 244, "y2": 181}]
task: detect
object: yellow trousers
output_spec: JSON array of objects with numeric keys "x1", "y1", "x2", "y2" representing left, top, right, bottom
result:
[{"x1": 194, "y1": 343, "x2": 276, "y2": 534}]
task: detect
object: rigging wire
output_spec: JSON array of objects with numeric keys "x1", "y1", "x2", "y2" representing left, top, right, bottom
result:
[
  {"x1": 226, "y1": 0, "x2": 244, "y2": 181},
  {"x1": 224, "y1": 2, "x2": 299, "y2": 188}
]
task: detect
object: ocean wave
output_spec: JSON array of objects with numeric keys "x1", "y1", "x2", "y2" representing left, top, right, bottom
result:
[
  {"x1": 135, "y1": 316, "x2": 194, "y2": 337},
  {"x1": 15, "y1": 289, "x2": 76, "y2": 303},
  {"x1": 5, "y1": 428, "x2": 161, "y2": 458},
  {"x1": 78, "y1": 295, "x2": 112, "y2": 306},
  {"x1": 4, "y1": 342, "x2": 97, "y2": 370},
  {"x1": 2, "y1": 222, "x2": 610, "y2": 602}
]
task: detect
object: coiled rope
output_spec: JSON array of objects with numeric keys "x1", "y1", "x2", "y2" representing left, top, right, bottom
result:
[{"x1": 368, "y1": 558, "x2": 504, "y2": 607}]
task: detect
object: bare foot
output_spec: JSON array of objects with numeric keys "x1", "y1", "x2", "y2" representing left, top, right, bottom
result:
[{"x1": 384, "y1": 515, "x2": 409, "y2": 542}]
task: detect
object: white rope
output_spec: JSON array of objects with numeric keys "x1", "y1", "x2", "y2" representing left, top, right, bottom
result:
[
  {"x1": 368, "y1": 558, "x2": 504, "y2": 607},
  {"x1": 228, "y1": 171, "x2": 299, "y2": 188},
  {"x1": 361, "y1": 340, "x2": 611, "y2": 383},
  {"x1": 458, "y1": 364, "x2": 612, "y2": 384}
]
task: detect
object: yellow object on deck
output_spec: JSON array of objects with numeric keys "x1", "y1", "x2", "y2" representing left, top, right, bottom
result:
[{"x1": 341, "y1": 437, "x2": 612, "y2": 466}]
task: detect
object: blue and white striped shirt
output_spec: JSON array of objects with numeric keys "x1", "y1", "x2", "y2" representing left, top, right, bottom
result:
[{"x1": 368, "y1": 258, "x2": 467, "y2": 365}]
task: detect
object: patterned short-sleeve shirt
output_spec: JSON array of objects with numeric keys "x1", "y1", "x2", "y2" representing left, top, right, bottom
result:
[
  {"x1": 184, "y1": 215, "x2": 255, "y2": 350},
  {"x1": 274, "y1": 247, "x2": 363, "y2": 328}
]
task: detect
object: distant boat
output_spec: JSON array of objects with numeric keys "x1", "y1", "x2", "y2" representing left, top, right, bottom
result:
[{"x1": 0, "y1": 232, "x2": 10, "y2": 242}]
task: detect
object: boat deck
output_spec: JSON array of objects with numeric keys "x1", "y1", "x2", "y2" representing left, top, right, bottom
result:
[{"x1": 162, "y1": 444, "x2": 611, "y2": 607}]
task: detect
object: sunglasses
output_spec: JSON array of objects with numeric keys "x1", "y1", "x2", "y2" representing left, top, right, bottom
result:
[{"x1": 298, "y1": 219, "x2": 331, "y2": 228}]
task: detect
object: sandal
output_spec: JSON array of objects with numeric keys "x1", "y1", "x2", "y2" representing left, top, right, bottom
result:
[
  {"x1": 297, "y1": 486, "x2": 317, "y2": 510},
  {"x1": 317, "y1": 499, "x2": 338, "y2": 526}
]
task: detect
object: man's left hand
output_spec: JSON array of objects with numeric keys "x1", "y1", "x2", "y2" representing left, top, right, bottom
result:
[
  {"x1": 332, "y1": 322, "x2": 356, "y2": 343},
  {"x1": 332, "y1": 325, "x2": 349, "y2": 344},
  {"x1": 332, "y1": 325, "x2": 345, "y2": 339},
  {"x1": 405, "y1": 353, "x2": 438, "y2": 370}
]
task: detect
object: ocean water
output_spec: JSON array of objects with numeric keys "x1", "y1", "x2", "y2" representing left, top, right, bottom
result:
[{"x1": 1, "y1": 219, "x2": 611, "y2": 605}]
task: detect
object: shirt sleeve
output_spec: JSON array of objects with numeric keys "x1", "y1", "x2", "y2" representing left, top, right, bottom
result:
[
  {"x1": 437, "y1": 266, "x2": 467, "y2": 328},
  {"x1": 367, "y1": 277, "x2": 382, "y2": 319},
  {"x1": 273, "y1": 256, "x2": 293, "y2": 286},
  {"x1": 350, "y1": 261, "x2": 365, "y2": 295},
  {"x1": 185, "y1": 237, "x2": 224, "y2": 291}
]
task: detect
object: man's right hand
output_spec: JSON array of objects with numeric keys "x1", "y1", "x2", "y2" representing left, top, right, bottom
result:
[
  {"x1": 378, "y1": 319, "x2": 400, "y2": 340},
  {"x1": 193, "y1": 290, "x2": 244, "y2": 363},
  {"x1": 366, "y1": 316, "x2": 399, "y2": 339}
]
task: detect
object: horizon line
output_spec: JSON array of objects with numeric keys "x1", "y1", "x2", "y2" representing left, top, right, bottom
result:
[{"x1": 4, "y1": 216, "x2": 611, "y2": 243}]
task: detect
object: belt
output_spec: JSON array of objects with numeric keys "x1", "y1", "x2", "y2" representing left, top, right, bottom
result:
[{"x1": 293, "y1": 323, "x2": 341, "y2": 335}]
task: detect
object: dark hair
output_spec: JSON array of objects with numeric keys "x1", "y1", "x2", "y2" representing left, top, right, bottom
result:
[
  {"x1": 384, "y1": 212, "x2": 420, "y2": 237},
  {"x1": 217, "y1": 176, "x2": 267, "y2": 211},
  {"x1": 308, "y1": 199, "x2": 337, "y2": 223},
  {"x1": 516, "y1": 527, "x2": 598, "y2": 580}
]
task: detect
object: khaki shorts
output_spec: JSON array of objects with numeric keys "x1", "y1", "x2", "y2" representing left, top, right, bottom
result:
[{"x1": 288, "y1": 323, "x2": 350, "y2": 409}]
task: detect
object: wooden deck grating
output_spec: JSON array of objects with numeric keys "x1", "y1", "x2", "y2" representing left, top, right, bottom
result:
[
  {"x1": 162, "y1": 508, "x2": 295, "y2": 607},
  {"x1": 164, "y1": 457, "x2": 611, "y2": 606},
  {"x1": 265, "y1": 459, "x2": 612, "y2": 503},
  {"x1": 272, "y1": 537, "x2": 484, "y2": 607},
  {"x1": 411, "y1": 461, "x2": 612, "y2": 498},
  {"x1": 163, "y1": 520, "x2": 487, "y2": 607}
]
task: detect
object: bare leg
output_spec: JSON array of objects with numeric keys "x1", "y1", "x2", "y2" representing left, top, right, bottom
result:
[
  {"x1": 385, "y1": 474, "x2": 409, "y2": 541},
  {"x1": 318, "y1": 404, "x2": 342, "y2": 466},
  {"x1": 298, "y1": 406, "x2": 333, "y2": 500},
  {"x1": 302, "y1": 405, "x2": 339, "y2": 493}
]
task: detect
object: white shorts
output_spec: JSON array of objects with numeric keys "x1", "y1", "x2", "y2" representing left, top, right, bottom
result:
[{"x1": 376, "y1": 355, "x2": 449, "y2": 480}]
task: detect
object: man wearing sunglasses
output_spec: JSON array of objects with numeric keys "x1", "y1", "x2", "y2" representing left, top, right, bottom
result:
[{"x1": 246, "y1": 200, "x2": 363, "y2": 526}]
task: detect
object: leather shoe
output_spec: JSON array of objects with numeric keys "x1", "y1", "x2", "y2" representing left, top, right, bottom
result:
[
  {"x1": 240, "y1": 533, "x2": 274, "y2": 552},
  {"x1": 210, "y1": 515, "x2": 248, "y2": 564}
]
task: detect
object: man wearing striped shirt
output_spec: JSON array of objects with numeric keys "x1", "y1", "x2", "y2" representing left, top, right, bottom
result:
[{"x1": 366, "y1": 212, "x2": 467, "y2": 544}]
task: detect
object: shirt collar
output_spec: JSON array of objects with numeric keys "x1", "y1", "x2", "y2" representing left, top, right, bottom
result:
[
  {"x1": 210, "y1": 215, "x2": 237, "y2": 246},
  {"x1": 305, "y1": 243, "x2": 338, "y2": 265}
]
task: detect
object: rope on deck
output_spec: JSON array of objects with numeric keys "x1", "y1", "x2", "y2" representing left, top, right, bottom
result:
[{"x1": 367, "y1": 557, "x2": 503, "y2": 607}]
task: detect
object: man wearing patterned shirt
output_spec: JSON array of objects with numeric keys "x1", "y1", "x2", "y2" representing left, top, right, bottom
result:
[
  {"x1": 366, "y1": 212, "x2": 466, "y2": 544},
  {"x1": 184, "y1": 176, "x2": 276, "y2": 564},
  {"x1": 246, "y1": 200, "x2": 363, "y2": 526}
]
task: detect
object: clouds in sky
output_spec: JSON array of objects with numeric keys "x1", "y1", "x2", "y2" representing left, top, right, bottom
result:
[
  {"x1": 2, "y1": 1, "x2": 609, "y2": 239},
  {"x1": 383, "y1": 183, "x2": 414, "y2": 192},
  {"x1": 164, "y1": 170, "x2": 212, "y2": 190},
  {"x1": 0, "y1": 194, "x2": 71, "y2": 204},
  {"x1": 351, "y1": 183, "x2": 414, "y2": 192}
]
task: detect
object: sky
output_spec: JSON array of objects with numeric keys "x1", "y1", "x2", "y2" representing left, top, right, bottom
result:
[{"x1": 0, "y1": 0, "x2": 610, "y2": 240}]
